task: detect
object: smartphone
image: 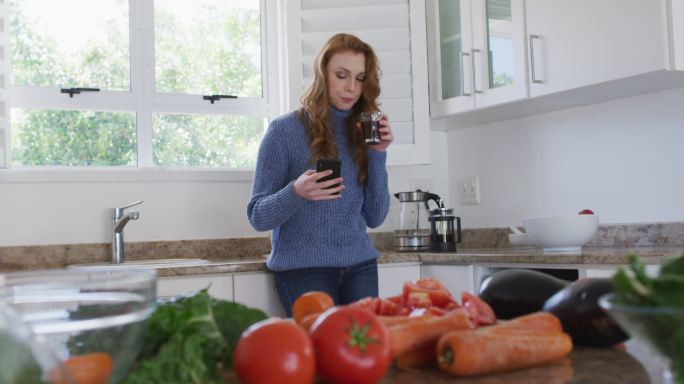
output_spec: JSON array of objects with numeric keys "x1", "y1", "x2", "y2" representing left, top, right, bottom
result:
[{"x1": 316, "y1": 159, "x2": 341, "y2": 194}]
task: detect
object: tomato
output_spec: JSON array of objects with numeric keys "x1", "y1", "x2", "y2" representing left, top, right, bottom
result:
[
  {"x1": 578, "y1": 209, "x2": 595, "y2": 215},
  {"x1": 461, "y1": 292, "x2": 497, "y2": 325},
  {"x1": 292, "y1": 291, "x2": 334, "y2": 324},
  {"x1": 310, "y1": 306, "x2": 391, "y2": 384},
  {"x1": 48, "y1": 352, "x2": 113, "y2": 384},
  {"x1": 375, "y1": 297, "x2": 409, "y2": 316},
  {"x1": 402, "y1": 277, "x2": 454, "y2": 308},
  {"x1": 234, "y1": 318, "x2": 315, "y2": 384},
  {"x1": 348, "y1": 297, "x2": 409, "y2": 316},
  {"x1": 406, "y1": 291, "x2": 432, "y2": 309}
]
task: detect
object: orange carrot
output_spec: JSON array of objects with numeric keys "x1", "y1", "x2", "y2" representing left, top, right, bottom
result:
[
  {"x1": 482, "y1": 312, "x2": 563, "y2": 334},
  {"x1": 292, "y1": 291, "x2": 334, "y2": 325},
  {"x1": 380, "y1": 314, "x2": 437, "y2": 327},
  {"x1": 48, "y1": 352, "x2": 114, "y2": 384},
  {"x1": 436, "y1": 329, "x2": 573, "y2": 376},
  {"x1": 396, "y1": 344, "x2": 437, "y2": 370},
  {"x1": 389, "y1": 308, "x2": 473, "y2": 358}
]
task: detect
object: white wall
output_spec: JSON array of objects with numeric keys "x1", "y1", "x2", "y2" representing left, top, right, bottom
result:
[
  {"x1": 446, "y1": 86, "x2": 684, "y2": 228},
  {"x1": 0, "y1": 130, "x2": 449, "y2": 247}
]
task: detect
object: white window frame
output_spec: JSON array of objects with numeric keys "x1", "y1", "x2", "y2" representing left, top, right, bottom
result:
[{"x1": 1, "y1": 0, "x2": 285, "y2": 182}]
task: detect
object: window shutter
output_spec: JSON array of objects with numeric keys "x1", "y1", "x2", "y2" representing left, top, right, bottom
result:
[
  {"x1": 285, "y1": 0, "x2": 430, "y2": 165},
  {"x1": 0, "y1": 0, "x2": 7, "y2": 168}
]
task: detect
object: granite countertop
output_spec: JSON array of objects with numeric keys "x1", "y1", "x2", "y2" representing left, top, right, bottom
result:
[{"x1": 141, "y1": 245, "x2": 684, "y2": 277}]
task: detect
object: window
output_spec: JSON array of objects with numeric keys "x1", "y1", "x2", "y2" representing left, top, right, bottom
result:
[{"x1": 6, "y1": 0, "x2": 277, "y2": 169}]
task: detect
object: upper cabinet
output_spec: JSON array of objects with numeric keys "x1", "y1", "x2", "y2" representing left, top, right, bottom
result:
[
  {"x1": 426, "y1": 0, "x2": 527, "y2": 118},
  {"x1": 428, "y1": 0, "x2": 684, "y2": 127},
  {"x1": 526, "y1": 0, "x2": 670, "y2": 98}
]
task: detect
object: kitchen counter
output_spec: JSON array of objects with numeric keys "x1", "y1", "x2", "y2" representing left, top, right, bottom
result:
[
  {"x1": 143, "y1": 245, "x2": 684, "y2": 277},
  {"x1": 380, "y1": 347, "x2": 654, "y2": 384},
  {"x1": 220, "y1": 346, "x2": 661, "y2": 383}
]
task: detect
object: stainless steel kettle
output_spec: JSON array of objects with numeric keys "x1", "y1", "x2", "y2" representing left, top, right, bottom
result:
[{"x1": 393, "y1": 190, "x2": 442, "y2": 251}]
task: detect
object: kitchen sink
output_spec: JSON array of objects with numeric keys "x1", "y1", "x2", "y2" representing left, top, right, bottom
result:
[{"x1": 68, "y1": 258, "x2": 211, "y2": 270}]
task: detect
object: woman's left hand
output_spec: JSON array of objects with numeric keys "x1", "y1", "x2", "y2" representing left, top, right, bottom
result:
[{"x1": 369, "y1": 114, "x2": 393, "y2": 152}]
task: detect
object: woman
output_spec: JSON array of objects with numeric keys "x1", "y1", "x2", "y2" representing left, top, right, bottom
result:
[{"x1": 247, "y1": 33, "x2": 393, "y2": 317}]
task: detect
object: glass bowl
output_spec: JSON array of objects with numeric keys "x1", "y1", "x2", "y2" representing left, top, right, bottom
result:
[
  {"x1": 0, "y1": 269, "x2": 156, "y2": 383},
  {"x1": 600, "y1": 293, "x2": 684, "y2": 384}
]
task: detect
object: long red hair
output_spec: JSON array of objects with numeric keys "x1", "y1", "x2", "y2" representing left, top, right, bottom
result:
[{"x1": 298, "y1": 33, "x2": 382, "y2": 185}]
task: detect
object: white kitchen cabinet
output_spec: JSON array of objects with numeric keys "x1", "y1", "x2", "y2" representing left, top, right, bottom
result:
[
  {"x1": 421, "y1": 264, "x2": 475, "y2": 296},
  {"x1": 378, "y1": 262, "x2": 421, "y2": 297},
  {"x1": 525, "y1": 0, "x2": 670, "y2": 98},
  {"x1": 157, "y1": 274, "x2": 233, "y2": 301},
  {"x1": 233, "y1": 272, "x2": 285, "y2": 318},
  {"x1": 426, "y1": 0, "x2": 527, "y2": 117}
]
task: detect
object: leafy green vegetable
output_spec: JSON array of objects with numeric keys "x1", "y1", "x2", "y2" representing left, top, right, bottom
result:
[
  {"x1": 123, "y1": 289, "x2": 266, "y2": 384},
  {"x1": 611, "y1": 252, "x2": 684, "y2": 383},
  {"x1": 0, "y1": 331, "x2": 45, "y2": 384}
]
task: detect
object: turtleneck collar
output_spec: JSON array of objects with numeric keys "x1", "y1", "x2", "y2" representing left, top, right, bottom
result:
[{"x1": 329, "y1": 105, "x2": 352, "y2": 120}]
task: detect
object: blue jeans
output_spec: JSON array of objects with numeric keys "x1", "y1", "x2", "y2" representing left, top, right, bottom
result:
[{"x1": 273, "y1": 259, "x2": 379, "y2": 318}]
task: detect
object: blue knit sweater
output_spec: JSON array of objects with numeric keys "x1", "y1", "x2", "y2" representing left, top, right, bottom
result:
[{"x1": 247, "y1": 107, "x2": 390, "y2": 271}]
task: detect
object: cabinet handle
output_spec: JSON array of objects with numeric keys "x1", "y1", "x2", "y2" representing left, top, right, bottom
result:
[
  {"x1": 472, "y1": 49, "x2": 483, "y2": 94},
  {"x1": 529, "y1": 34, "x2": 543, "y2": 84},
  {"x1": 460, "y1": 51, "x2": 471, "y2": 96}
]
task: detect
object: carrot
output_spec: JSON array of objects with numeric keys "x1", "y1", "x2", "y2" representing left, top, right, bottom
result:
[
  {"x1": 380, "y1": 314, "x2": 436, "y2": 327},
  {"x1": 48, "y1": 352, "x2": 114, "y2": 384},
  {"x1": 481, "y1": 312, "x2": 563, "y2": 334},
  {"x1": 292, "y1": 291, "x2": 334, "y2": 325},
  {"x1": 389, "y1": 308, "x2": 473, "y2": 358},
  {"x1": 436, "y1": 329, "x2": 573, "y2": 376},
  {"x1": 396, "y1": 344, "x2": 437, "y2": 370}
]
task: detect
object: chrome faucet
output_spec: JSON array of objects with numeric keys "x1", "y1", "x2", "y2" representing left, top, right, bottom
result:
[{"x1": 112, "y1": 200, "x2": 143, "y2": 264}]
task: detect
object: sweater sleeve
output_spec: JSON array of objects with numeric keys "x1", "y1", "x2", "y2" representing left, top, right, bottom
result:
[
  {"x1": 362, "y1": 150, "x2": 390, "y2": 228},
  {"x1": 246, "y1": 122, "x2": 306, "y2": 231}
]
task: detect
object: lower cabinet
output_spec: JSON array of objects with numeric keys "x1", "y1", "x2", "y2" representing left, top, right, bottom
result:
[
  {"x1": 156, "y1": 274, "x2": 233, "y2": 301},
  {"x1": 582, "y1": 264, "x2": 660, "y2": 279},
  {"x1": 420, "y1": 264, "x2": 475, "y2": 296},
  {"x1": 233, "y1": 272, "x2": 285, "y2": 318},
  {"x1": 377, "y1": 262, "x2": 421, "y2": 297}
]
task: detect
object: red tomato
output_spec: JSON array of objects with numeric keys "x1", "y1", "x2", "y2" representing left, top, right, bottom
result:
[
  {"x1": 461, "y1": 291, "x2": 497, "y2": 326},
  {"x1": 406, "y1": 291, "x2": 432, "y2": 309},
  {"x1": 310, "y1": 306, "x2": 392, "y2": 384},
  {"x1": 348, "y1": 296, "x2": 409, "y2": 316},
  {"x1": 234, "y1": 318, "x2": 315, "y2": 384},
  {"x1": 347, "y1": 296, "x2": 380, "y2": 313},
  {"x1": 578, "y1": 209, "x2": 595, "y2": 215},
  {"x1": 402, "y1": 277, "x2": 454, "y2": 308}
]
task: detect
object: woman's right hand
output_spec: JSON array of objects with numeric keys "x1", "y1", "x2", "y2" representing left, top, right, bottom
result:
[{"x1": 294, "y1": 169, "x2": 344, "y2": 200}]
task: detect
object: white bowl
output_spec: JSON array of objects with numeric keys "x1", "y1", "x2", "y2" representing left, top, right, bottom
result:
[{"x1": 522, "y1": 214, "x2": 599, "y2": 252}]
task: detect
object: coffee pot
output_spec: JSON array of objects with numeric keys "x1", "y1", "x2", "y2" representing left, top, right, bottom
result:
[
  {"x1": 393, "y1": 190, "x2": 442, "y2": 251},
  {"x1": 428, "y1": 202, "x2": 462, "y2": 252}
]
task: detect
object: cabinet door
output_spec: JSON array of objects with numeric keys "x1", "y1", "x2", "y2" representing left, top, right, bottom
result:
[
  {"x1": 526, "y1": 0, "x2": 667, "y2": 97},
  {"x1": 378, "y1": 262, "x2": 421, "y2": 297},
  {"x1": 421, "y1": 264, "x2": 475, "y2": 296},
  {"x1": 427, "y1": 0, "x2": 476, "y2": 116},
  {"x1": 427, "y1": 0, "x2": 527, "y2": 117},
  {"x1": 233, "y1": 272, "x2": 285, "y2": 318},
  {"x1": 470, "y1": 0, "x2": 527, "y2": 108},
  {"x1": 157, "y1": 274, "x2": 233, "y2": 301}
]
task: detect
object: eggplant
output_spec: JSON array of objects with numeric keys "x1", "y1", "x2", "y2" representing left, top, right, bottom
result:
[
  {"x1": 543, "y1": 278, "x2": 629, "y2": 347},
  {"x1": 478, "y1": 269, "x2": 567, "y2": 320}
]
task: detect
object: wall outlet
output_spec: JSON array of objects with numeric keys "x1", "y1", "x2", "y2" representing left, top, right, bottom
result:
[
  {"x1": 409, "y1": 177, "x2": 433, "y2": 192},
  {"x1": 457, "y1": 176, "x2": 480, "y2": 205}
]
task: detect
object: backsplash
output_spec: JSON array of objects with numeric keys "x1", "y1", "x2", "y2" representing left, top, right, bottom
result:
[{"x1": 1, "y1": 222, "x2": 682, "y2": 272}]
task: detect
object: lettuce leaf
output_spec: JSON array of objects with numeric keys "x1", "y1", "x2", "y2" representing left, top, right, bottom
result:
[{"x1": 124, "y1": 289, "x2": 266, "y2": 384}]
